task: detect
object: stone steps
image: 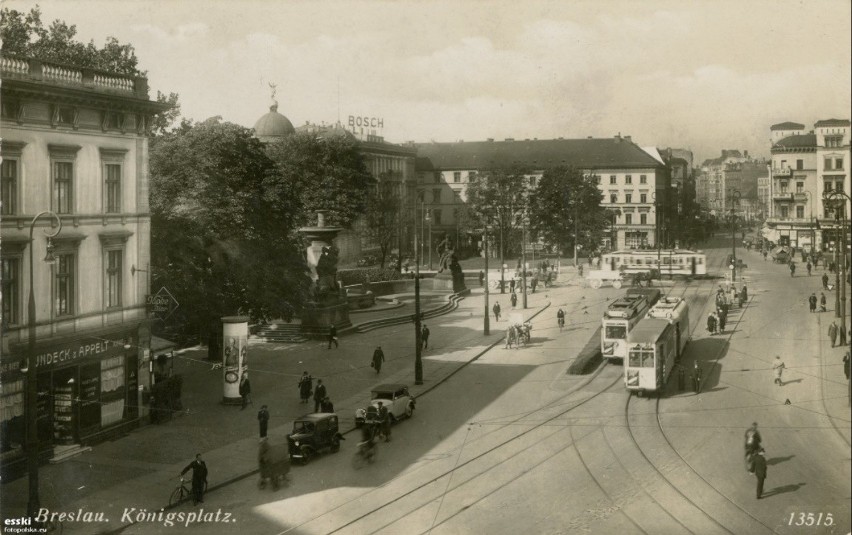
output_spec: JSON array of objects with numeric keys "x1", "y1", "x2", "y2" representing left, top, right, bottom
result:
[{"x1": 250, "y1": 323, "x2": 309, "y2": 344}]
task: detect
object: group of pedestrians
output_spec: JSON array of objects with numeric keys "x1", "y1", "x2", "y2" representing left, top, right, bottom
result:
[
  {"x1": 297, "y1": 372, "x2": 335, "y2": 412},
  {"x1": 707, "y1": 284, "x2": 747, "y2": 335},
  {"x1": 807, "y1": 292, "x2": 828, "y2": 313}
]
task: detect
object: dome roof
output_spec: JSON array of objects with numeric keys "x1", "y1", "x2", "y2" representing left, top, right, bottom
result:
[{"x1": 253, "y1": 103, "x2": 295, "y2": 142}]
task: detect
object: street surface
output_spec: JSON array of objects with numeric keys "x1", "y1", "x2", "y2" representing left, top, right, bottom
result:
[{"x1": 3, "y1": 239, "x2": 849, "y2": 535}]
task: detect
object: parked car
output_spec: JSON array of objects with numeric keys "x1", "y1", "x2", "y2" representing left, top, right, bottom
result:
[
  {"x1": 354, "y1": 384, "x2": 416, "y2": 428},
  {"x1": 287, "y1": 413, "x2": 342, "y2": 465}
]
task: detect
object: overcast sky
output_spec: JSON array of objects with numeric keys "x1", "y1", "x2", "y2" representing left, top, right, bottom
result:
[{"x1": 13, "y1": 0, "x2": 851, "y2": 163}]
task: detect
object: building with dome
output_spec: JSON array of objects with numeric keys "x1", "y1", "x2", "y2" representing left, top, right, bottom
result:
[{"x1": 253, "y1": 102, "x2": 295, "y2": 143}]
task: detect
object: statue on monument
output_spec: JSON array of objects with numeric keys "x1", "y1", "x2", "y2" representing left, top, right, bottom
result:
[
  {"x1": 315, "y1": 245, "x2": 339, "y2": 297},
  {"x1": 436, "y1": 234, "x2": 453, "y2": 273}
]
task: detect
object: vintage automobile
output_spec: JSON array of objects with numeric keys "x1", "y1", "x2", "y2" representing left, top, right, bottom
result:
[
  {"x1": 354, "y1": 384, "x2": 416, "y2": 428},
  {"x1": 287, "y1": 413, "x2": 342, "y2": 465}
]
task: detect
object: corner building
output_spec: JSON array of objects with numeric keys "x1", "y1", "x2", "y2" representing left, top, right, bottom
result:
[{"x1": 0, "y1": 56, "x2": 167, "y2": 476}]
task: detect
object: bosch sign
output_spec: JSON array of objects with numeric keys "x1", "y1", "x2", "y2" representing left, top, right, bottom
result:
[{"x1": 348, "y1": 115, "x2": 384, "y2": 128}]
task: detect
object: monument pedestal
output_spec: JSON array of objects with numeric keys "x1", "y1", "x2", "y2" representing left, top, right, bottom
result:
[
  {"x1": 433, "y1": 270, "x2": 468, "y2": 293},
  {"x1": 300, "y1": 295, "x2": 352, "y2": 338}
]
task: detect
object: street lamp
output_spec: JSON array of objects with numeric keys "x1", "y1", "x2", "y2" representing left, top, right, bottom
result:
[
  {"x1": 482, "y1": 214, "x2": 491, "y2": 336},
  {"x1": 728, "y1": 190, "x2": 741, "y2": 284},
  {"x1": 425, "y1": 209, "x2": 433, "y2": 270},
  {"x1": 25, "y1": 211, "x2": 62, "y2": 519},
  {"x1": 413, "y1": 201, "x2": 424, "y2": 385},
  {"x1": 521, "y1": 208, "x2": 528, "y2": 309},
  {"x1": 498, "y1": 207, "x2": 505, "y2": 293},
  {"x1": 824, "y1": 189, "x2": 850, "y2": 407}
]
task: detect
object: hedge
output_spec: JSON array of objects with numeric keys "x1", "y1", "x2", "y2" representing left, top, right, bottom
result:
[{"x1": 338, "y1": 268, "x2": 409, "y2": 286}]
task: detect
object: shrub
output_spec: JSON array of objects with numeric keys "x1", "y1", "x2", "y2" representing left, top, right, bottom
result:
[{"x1": 338, "y1": 267, "x2": 402, "y2": 286}]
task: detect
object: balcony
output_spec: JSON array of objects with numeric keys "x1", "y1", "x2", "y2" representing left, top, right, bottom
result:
[
  {"x1": 772, "y1": 193, "x2": 794, "y2": 202},
  {"x1": 0, "y1": 56, "x2": 149, "y2": 99},
  {"x1": 773, "y1": 168, "x2": 793, "y2": 177}
]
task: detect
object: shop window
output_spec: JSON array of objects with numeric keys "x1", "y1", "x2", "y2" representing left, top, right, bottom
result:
[
  {"x1": 1, "y1": 158, "x2": 18, "y2": 215},
  {"x1": 100, "y1": 356, "x2": 126, "y2": 427},
  {"x1": 106, "y1": 249, "x2": 123, "y2": 308},
  {"x1": 0, "y1": 379, "x2": 24, "y2": 454},
  {"x1": 2, "y1": 258, "x2": 20, "y2": 326},
  {"x1": 55, "y1": 253, "x2": 76, "y2": 316}
]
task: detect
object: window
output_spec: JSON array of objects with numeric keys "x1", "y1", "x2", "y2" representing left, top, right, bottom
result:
[
  {"x1": 433, "y1": 172, "x2": 441, "y2": 184},
  {"x1": 640, "y1": 175, "x2": 647, "y2": 184},
  {"x1": 55, "y1": 254, "x2": 75, "y2": 316},
  {"x1": 610, "y1": 175, "x2": 617, "y2": 184},
  {"x1": 625, "y1": 175, "x2": 633, "y2": 184},
  {"x1": 625, "y1": 213, "x2": 633, "y2": 225},
  {"x1": 780, "y1": 206, "x2": 789, "y2": 218},
  {"x1": 836, "y1": 158, "x2": 844, "y2": 169},
  {"x1": 796, "y1": 206, "x2": 804, "y2": 218},
  {"x1": 432, "y1": 189, "x2": 440, "y2": 203},
  {"x1": 100, "y1": 356, "x2": 125, "y2": 427},
  {"x1": 825, "y1": 157, "x2": 833, "y2": 170},
  {"x1": 106, "y1": 250, "x2": 123, "y2": 308},
  {"x1": 826, "y1": 135, "x2": 843, "y2": 148},
  {"x1": 781, "y1": 160, "x2": 787, "y2": 169},
  {"x1": 796, "y1": 159, "x2": 803, "y2": 170},
  {"x1": 640, "y1": 213, "x2": 647, "y2": 225},
  {"x1": 610, "y1": 193, "x2": 618, "y2": 204},
  {"x1": 825, "y1": 181, "x2": 834, "y2": 192},
  {"x1": 640, "y1": 193, "x2": 647, "y2": 203},
  {"x1": 625, "y1": 194, "x2": 632, "y2": 204},
  {"x1": 433, "y1": 209, "x2": 442, "y2": 225},
  {"x1": 780, "y1": 181, "x2": 788, "y2": 193},
  {"x1": 837, "y1": 181, "x2": 844, "y2": 192},
  {"x1": 105, "y1": 164, "x2": 121, "y2": 213},
  {"x1": 453, "y1": 172, "x2": 461, "y2": 183},
  {"x1": 1, "y1": 258, "x2": 20, "y2": 325},
  {"x1": 1, "y1": 159, "x2": 17, "y2": 215},
  {"x1": 796, "y1": 182, "x2": 804, "y2": 193},
  {"x1": 468, "y1": 171, "x2": 477, "y2": 182},
  {"x1": 53, "y1": 162, "x2": 73, "y2": 214}
]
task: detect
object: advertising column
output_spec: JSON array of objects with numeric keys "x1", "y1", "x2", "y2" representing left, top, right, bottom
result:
[{"x1": 221, "y1": 316, "x2": 249, "y2": 405}]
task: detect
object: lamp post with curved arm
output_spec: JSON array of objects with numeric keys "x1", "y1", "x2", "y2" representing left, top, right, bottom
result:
[
  {"x1": 25, "y1": 211, "x2": 62, "y2": 519},
  {"x1": 729, "y1": 190, "x2": 741, "y2": 284},
  {"x1": 824, "y1": 189, "x2": 850, "y2": 407}
]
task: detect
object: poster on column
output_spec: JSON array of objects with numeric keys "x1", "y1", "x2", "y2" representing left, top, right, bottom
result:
[{"x1": 222, "y1": 316, "x2": 249, "y2": 403}]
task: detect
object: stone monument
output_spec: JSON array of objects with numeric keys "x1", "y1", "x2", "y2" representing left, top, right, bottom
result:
[
  {"x1": 299, "y1": 210, "x2": 351, "y2": 337},
  {"x1": 432, "y1": 234, "x2": 468, "y2": 294}
]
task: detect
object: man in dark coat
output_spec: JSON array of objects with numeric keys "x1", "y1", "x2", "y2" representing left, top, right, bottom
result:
[
  {"x1": 320, "y1": 397, "x2": 334, "y2": 413},
  {"x1": 510, "y1": 292, "x2": 518, "y2": 308},
  {"x1": 829, "y1": 321, "x2": 838, "y2": 347},
  {"x1": 372, "y1": 346, "x2": 385, "y2": 374},
  {"x1": 239, "y1": 373, "x2": 252, "y2": 409},
  {"x1": 313, "y1": 379, "x2": 327, "y2": 413},
  {"x1": 298, "y1": 372, "x2": 312, "y2": 404},
  {"x1": 753, "y1": 449, "x2": 767, "y2": 499},
  {"x1": 478, "y1": 270, "x2": 485, "y2": 287},
  {"x1": 840, "y1": 324, "x2": 848, "y2": 347},
  {"x1": 819, "y1": 292, "x2": 827, "y2": 312},
  {"x1": 180, "y1": 454, "x2": 208, "y2": 505},
  {"x1": 328, "y1": 324, "x2": 338, "y2": 349},
  {"x1": 378, "y1": 401, "x2": 391, "y2": 442},
  {"x1": 822, "y1": 272, "x2": 829, "y2": 289},
  {"x1": 257, "y1": 405, "x2": 270, "y2": 438},
  {"x1": 421, "y1": 324, "x2": 430, "y2": 349},
  {"x1": 493, "y1": 302, "x2": 501, "y2": 322},
  {"x1": 843, "y1": 351, "x2": 850, "y2": 381},
  {"x1": 808, "y1": 293, "x2": 817, "y2": 313}
]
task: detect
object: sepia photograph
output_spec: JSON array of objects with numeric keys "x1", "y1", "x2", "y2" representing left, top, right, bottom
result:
[{"x1": 0, "y1": 1, "x2": 850, "y2": 533}]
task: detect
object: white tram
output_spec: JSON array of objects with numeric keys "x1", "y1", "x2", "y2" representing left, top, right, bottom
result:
[
  {"x1": 601, "y1": 294, "x2": 653, "y2": 361},
  {"x1": 624, "y1": 297, "x2": 690, "y2": 395},
  {"x1": 600, "y1": 249, "x2": 707, "y2": 277}
]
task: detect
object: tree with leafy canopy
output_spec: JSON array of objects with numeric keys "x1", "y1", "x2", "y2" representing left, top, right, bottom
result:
[
  {"x1": 363, "y1": 174, "x2": 403, "y2": 268},
  {"x1": 464, "y1": 167, "x2": 530, "y2": 259},
  {"x1": 149, "y1": 118, "x2": 311, "y2": 344},
  {"x1": 528, "y1": 166, "x2": 607, "y2": 258},
  {"x1": 263, "y1": 132, "x2": 374, "y2": 229},
  {"x1": 1, "y1": 5, "x2": 181, "y2": 135}
]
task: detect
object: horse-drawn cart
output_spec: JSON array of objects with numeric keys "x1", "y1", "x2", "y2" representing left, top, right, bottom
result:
[
  {"x1": 586, "y1": 269, "x2": 625, "y2": 289},
  {"x1": 258, "y1": 437, "x2": 290, "y2": 490}
]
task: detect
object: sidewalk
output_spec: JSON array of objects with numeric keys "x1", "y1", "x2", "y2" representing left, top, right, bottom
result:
[{"x1": 1, "y1": 279, "x2": 577, "y2": 533}]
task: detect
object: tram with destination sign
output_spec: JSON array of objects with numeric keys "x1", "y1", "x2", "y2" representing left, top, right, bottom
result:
[
  {"x1": 600, "y1": 249, "x2": 707, "y2": 277},
  {"x1": 601, "y1": 292, "x2": 657, "y2": 362},
  {"x1": 624, "y1": 297, "x2": 690, "y2": 395}
]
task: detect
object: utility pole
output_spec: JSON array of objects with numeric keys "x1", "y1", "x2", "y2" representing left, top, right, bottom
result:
[
  {"x1": 573, "y1": 199, "x2": 579, "y2": 267},
  {"x1": 483, "y1": 223, "x2": 490, "y2": 335},
  {"x1": 521, "y1": 208, "x2": 528, "y2": 309},
  {"x1": 414, "y1": 200, "x2": 423, "y2": 385}
]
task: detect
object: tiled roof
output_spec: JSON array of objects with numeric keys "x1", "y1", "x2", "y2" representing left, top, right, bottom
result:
[
  {"x1": 770, "y1": 121, "x2": 805, "y2": 131},
  {"x1": 814, "y1": 118, "x2": 850, "y2": 127},
  {"x1": 414, "y1": 137, "x2": 663, "y2": 171},
  {"x1": 773, "y1": 133, "x2": 816, "y2": 148}
]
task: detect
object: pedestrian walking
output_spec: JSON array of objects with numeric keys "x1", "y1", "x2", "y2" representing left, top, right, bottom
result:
[
  {"x1": 843, "y1": 351, "x2": 850, "y2": 381},
  {"x1": 840, "y1": 324, "x2": 848, "y2": 346},
  {"x1": 745, "y1": 422, "x2": 762, "y2": 458},
  {"x1": 829, "y1": 321, "x2": 839, "y2": 347},
  {"x1": 730, "y1": 286, "x2": 738, "y2": 308},
  {"x1": 509, "y1": 278, "x2": 516, "y2": 293},
  {"x1": 378, "y1": 401, "x2": 391, "y2": 442},
  {"x1": 239, "y1": 373, "x2": 252, "y2": 409},
  {"x1": 313, "y1": 379, "x2": 327, "y2": 413},
  {"x1": 421, "y1": 324, "x2": 430, "y2": 349},
  {"x1": 763, "y1": 250, "x2": 768, "y2": 261},
  {"x1": 478, "y1": 270, "x2": 485, "y2": 287},
  {"x1": 504, "y1": 325, "x2": 515, "y2": 349},
  {"x1": 772, "y1": 356, "x2": 786, "y2": 386},
  {"x1": 707, "y1": 312, "x2": 717, "y2": 335},
  {"x1": 493, "y1": 302, "x2": 501, "y2": 322},
  {"x1": 718, "y1": 311, "x2": 727, "y2": 333},
  {"x1": 789, "y1": 262, "x2": 796, "y2": 277},
  {"x1": 820, "y1": 292, "x2": 827, "y2": 312},
  {"x1": 298, "y1": 371, "x2": 313, "y2": 404},
  {"x1": 372, "y1": 346, "x2": 385, "y2": 374},
  {"x1": 740, "y1": 284, "x2": 748, "y2": 302},
  {"x1": 257, "y1": 405, "x2": 270, "y2": 438},
  {"x1": 822, "y1": 273, "x2": 829, "y2": 290},
  {"x1": 510, "y1": 292, "x2": 518, "y2": 308},
  {"x1": 180, "y1": 454, "x2": 208, "y2": 505},
  {"x1": 320, "y1": 397, "x2": 334, "y2": 413},
  {"x1": 531, "y1": 277, "x2": 538, "y2": 293},
  {"x1": 753, "y1": 448, "x2": 767, "y2": 499},
  {"x1": 328, "y1": 323, "x2": 339, "y2": 349},
  {"x1": 806, "y1": 262, "x2": 812, "y2": 276},
  {"x1": 808, "y1": 293, "x2": 817, "y2": 313}
]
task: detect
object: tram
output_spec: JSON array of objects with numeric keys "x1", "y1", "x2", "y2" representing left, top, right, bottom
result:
[
  {"x1": 624, "y1": 298, "x2": 690, "y2": 395},
  {"x1": 600, "y1": 249, "x2": 707, "y2": 277},
  {"x1": 601, "y1": 293, "x2": 653, "y2": 361}
]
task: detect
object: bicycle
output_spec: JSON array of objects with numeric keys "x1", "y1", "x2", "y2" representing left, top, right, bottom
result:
[{"x1": 169, "y1": 477, "x2": 208, "y2": 507}]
